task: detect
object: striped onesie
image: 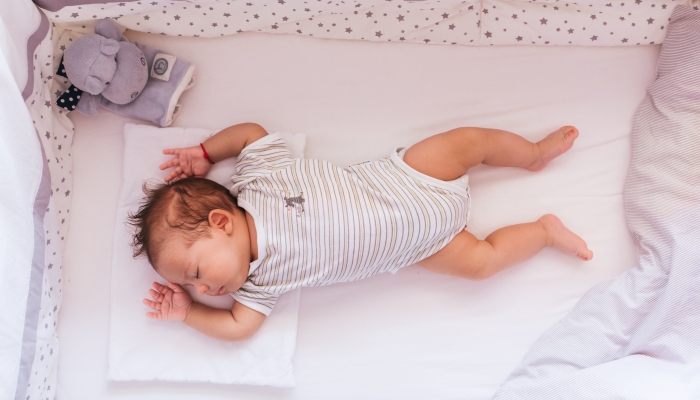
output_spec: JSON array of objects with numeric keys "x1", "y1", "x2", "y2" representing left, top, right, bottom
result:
[{"x1": 229, "y1": 133, "x2": 471, "y2": 316}]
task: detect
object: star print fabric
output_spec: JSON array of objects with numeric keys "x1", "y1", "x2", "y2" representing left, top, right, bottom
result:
[
  {"x1": 43, "y1": 0, "x2": 697, "y2": 47},
  {"x1": 482, "y1": 0, "x2": 679, "y2": 45},
  {"x1": 20, "y1": 19, "x2": 74, "y2": 400}
]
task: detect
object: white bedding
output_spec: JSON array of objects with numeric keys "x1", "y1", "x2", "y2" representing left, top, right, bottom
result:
[
  {"x1": 58, "y1": 30, "x2": 655, "y2": 399},
  {"x1": 494, "y1": 6, "x2": 700, "y2": 397}
]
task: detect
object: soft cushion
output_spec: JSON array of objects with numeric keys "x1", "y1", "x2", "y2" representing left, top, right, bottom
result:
[{"x1": 108, "y1": 122, "x2": 306, "y2": 387}]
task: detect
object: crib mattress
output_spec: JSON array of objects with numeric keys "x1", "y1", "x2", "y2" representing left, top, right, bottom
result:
[{"x1": 58, "y1": 30, "x2": 655, "y2": 399}]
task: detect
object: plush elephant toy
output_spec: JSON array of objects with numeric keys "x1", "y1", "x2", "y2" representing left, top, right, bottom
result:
[{"x1": 56, "y1": 18, "x2": 196, "y2": 127}]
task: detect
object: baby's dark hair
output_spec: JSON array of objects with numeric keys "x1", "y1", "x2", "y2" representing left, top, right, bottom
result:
[{"x1": 127, "y1": 177, "x2": 238, "y2": 267}]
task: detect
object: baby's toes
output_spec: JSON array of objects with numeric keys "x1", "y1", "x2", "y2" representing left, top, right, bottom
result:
[
  {"x1": 561, "y1": 126, "x2": 578, "y2": 140},
  {"x1": 576, "y1": 248, "x2": 593, "y2": 261}
]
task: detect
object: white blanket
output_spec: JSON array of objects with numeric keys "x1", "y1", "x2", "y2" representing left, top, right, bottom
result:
[
  {"x1": 493, "y1": 6, "x2": 700, "y2": 399},
  {"x1": 108, "y1": 123, "x2": 306, "y2": 387}
]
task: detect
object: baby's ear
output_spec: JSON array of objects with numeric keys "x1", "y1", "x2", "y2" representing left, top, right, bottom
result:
[{"x1": 208, "y1": 210, "x2": 233, "y2": 233}]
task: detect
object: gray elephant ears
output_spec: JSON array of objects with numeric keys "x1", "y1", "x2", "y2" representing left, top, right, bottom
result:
[
  {"x1": 75, "y1": 92, "x2": 101, "y2": 116},
  {"x1": 100, "y1": 38, "x2": 119, "y2": 56},
  {"x1": 94, "y1": 18, "x2": 125, "y2": 41},
  {"x1": 83, "y1": 75, "x2": 106, "y2": 95}
]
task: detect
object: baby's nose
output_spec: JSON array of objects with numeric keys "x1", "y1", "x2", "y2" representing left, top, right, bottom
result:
[{"x1": 196, "y1": 284, "x2": 208, "y2": 294}]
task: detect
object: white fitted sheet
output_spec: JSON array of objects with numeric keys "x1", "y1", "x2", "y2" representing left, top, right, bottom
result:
[{"x1": 58, "y1": 30, "x2": 655, "y2": 399}]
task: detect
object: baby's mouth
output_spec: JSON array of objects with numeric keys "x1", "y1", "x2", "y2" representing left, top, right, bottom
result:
[{"x1": 216, "y1": 286, "x2": 225, "y2": 296}]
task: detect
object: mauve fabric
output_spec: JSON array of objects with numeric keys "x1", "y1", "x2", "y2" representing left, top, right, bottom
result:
[{"x1": 33, "y1": 0, "x2": 143, "y2": 12}]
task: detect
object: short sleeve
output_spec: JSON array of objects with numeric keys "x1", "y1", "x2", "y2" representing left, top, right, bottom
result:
[
  {"x1": 230, "y1": 285, "x2": 280, "y2": 316},
  {"x1": 230, "y1": 132, "x2": 294, "y2": 196}
]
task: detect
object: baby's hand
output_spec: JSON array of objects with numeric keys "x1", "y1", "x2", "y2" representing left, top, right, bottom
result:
[
  {"x1": 159, "y1": 145, "x2": 212, "y2": 183},
  {"x1": 143, "y1": 281, "x2": 193, "y2": 322}
]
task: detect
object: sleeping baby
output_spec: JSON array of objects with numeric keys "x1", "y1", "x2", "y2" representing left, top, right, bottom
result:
[{"x1": 128, "y1": 123, "x2": 593, "y2": 341}]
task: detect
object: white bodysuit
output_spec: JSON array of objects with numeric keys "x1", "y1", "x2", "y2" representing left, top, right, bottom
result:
[{"x1": 229, "y1": 133, "x2": 471, "y2": 316}]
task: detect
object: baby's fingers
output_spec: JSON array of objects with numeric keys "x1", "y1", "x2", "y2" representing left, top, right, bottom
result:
[
  {"x1": 143, "y1": 298, "x2": 161, "y2": 311},
  {"x1": 149, "y1": 288, "x2": 164, "y2": 301},
  {"x1": 146, "y1": 311, "x2": 162, "y2": 319},
  {"x1": 159, "y1": 158, "x2": 179, "y2": 171},
  {"x1": 163, "y1": 167, "x2": 183, "y2": 183},
  {"x1": 152, "y1": 281, "x2": 172, "y2": 294},
  {"x1": 167, "y1": 281, "x2": 185, "y2": 292}
]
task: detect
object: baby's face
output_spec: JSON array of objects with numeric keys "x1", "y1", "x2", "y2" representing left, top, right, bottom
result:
[{"x1": 154, "y1": 213, "x2": 251, "y2": 297}]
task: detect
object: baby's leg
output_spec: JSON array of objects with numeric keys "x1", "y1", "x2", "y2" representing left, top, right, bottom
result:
[
  {"x1": 418, "y1": 215, "x2": 593, "y2": 280},
  {"x1": 403, "y1": 126, "x2": 579, "y2": 181}
]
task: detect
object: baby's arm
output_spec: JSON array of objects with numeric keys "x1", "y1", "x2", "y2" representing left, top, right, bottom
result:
[
  {"x1": 159, "y1": 122, "x2": 268, "y2": 183},
  {"x1": 201, "y1": 122, "x2": 268, "y2": 163},
  {"x1": 144, "y1": 281, "x2": 266, "y2": 341},
  {"x1": 185, "y1": 301, "x2": 266, "y2": 341}
]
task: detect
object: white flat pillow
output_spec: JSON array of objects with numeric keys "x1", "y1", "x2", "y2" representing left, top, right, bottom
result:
[{"x1": 108, "y1": 122, "x2": 305, "y2": 388}]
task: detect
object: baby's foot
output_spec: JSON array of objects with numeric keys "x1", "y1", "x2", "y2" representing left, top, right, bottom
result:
[
  {"x1": 538, "y1": 214, "x2": 593, "y2": 261},
  {"x1": 527, "y1": 126, "x2": 579, "y2": 172}
]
